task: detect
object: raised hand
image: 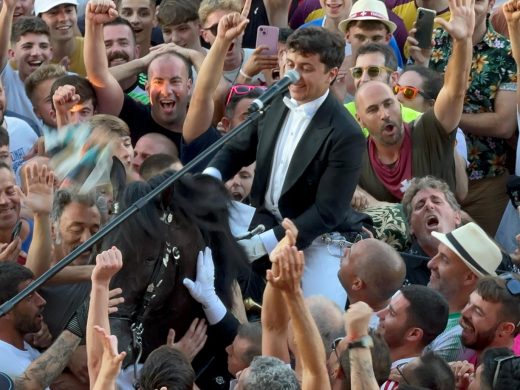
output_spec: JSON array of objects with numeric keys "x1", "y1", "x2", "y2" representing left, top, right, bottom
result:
[
  {"x1": 241, "y1": 45, "x2": 279, "y2": 79},
  {"x1": 86, "y1": 0, "x2": 118, "y2": 25},
  {"x1": 267, "y1": 245, "x2": 304, "y2": 294},
  {"x1": 92, "y1": 326, "x2": 126, "y2": 384},
  {"x1": 0, "y1": 239, "x2": 21, "y2": 262},
  {"x1": 182, "y1": 247, "x2": 216, "y2": 306},
  {"x1": 216, "y1": 8, "x2": 249, "y2": 43},
  {"x1": 344, "y1": 301, "x2": 373, "y2": 338},
  {"x1": 436, "y1": 0, "x2": 475, "y2": 42},
  {"x1": 166, "y1": 318, "x2": 208, "y2": 362},
  {"x1": 270, "y1": 218, "x2": 299, "y2": 262},
  {"x1": 92, "y1": 247, "x2": 123, "y2": 286},
  {"x1": 22, "y1": 163, "x2": 54, "y2": 216},
  {"x1": 504, "y1": 0, "x2": 520, "y2": 24},
  {"x1": 52, "y1": 85, "x2": 80, "y2": 116}
]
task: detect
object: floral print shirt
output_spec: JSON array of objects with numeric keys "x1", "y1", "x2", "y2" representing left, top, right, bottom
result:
[{"x1": 429, "y1": 20, "x2": 517, "y2": 180}]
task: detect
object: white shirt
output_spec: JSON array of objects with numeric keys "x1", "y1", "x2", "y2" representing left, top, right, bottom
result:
[
  {"x1": 4, "y1": 116, "x2": 39, "y2": 174},
  {"x1": 0, "y1": 339, "x2": 48, "y2": 388}
]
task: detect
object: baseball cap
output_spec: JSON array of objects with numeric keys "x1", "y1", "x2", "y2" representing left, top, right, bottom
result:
[{"x1": 34, "y1": 0, "x2": 78, "y2": 15}]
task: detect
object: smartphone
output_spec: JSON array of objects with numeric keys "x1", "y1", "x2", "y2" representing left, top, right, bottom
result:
[
  {"x1": 11, "y1": 220, "x2": 22, "y2": 242},
  {"x1": 256, "y1": 25, "x2": 279, "y2": 56},
  {"x1": 415, "y1": 7, "x2": 436, "y2": 49}
]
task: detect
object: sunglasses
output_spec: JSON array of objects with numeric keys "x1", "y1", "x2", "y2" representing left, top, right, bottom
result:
[
  {"x1": 225, "y1": 84, "x2": 267, "y2": 106},
  {"x1": 331, "y1": 337, "x2": 343, "y2": 361},
  {"x1": 393, "y1": 84, "x2": 429, "y2": 100},
  {"x1": 350, "y1": 65, "x2": 392, "y2": 79},
  {"x1": 492, "y1": 355, "x2": 520, "y2": 388},
  {"x1": 202, "y1": 23, "x2": 219, "y2": 36},
  {"x1": 396, "y1": 362, "x2": 411, "y2": 385}
]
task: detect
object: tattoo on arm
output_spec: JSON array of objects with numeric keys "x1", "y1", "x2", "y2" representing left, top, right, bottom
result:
[{"x1": 14, "y1": 331, "x2": 81, "y2": 390}]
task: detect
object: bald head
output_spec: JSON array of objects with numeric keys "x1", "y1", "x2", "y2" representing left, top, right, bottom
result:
[
  {"x1": 340, "y1": 238, "x2": 406, "y2": 308},
  {"x1": 133, "y1": 133, "x2": 179, "y2": 173},
  {"x1": 355, "y1": 80, "x2": 395, "y2": 108}
]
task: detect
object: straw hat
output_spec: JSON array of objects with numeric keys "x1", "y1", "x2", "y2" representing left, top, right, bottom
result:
[
  {"x1": 432, "y1": 222, "x2": 502, "y2": 277},
  {"x1": 338, "y1": 0, "x2": 397, "y2": 34}
]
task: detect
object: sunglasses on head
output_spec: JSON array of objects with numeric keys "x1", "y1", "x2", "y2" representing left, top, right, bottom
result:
[
  {"x1": 350, "y1": 65, "x2": 392, "y2": 79},
  {"x1": 493, "y1": 355, "x2": 520, "y2": 388},
  {"x1": 393, "y1": 84, "x2": 429, "y2": 100},
  {"x1": 499, "y1": 272, "x2": 520, "y2": 296},
  {"x1": 331, "y1": 337, "x2": 343, "y2": 361},
  {"x1": 202, "y1": 23, "x2": 219, "y2": 36},
  {"x1": 225, "y1": 84, "x2": 267, "y2": 106}
]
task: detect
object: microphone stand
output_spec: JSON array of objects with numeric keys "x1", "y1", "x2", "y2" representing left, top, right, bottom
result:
[{"x1": 0, "y1": 107, "x2": 269, "y2": 317}]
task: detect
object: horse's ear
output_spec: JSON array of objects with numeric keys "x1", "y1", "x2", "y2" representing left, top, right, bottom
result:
[{"x1": 110, "y1": 156, "x2": 127, "y2": 203}]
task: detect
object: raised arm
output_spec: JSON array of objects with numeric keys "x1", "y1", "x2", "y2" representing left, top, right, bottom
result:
[
  {"x1": 23, "y1": 163, "x2": 54, "y2": 278},
  {"x1": 433, "y1": 0, "x2": 474, "y2": 134},
  {"x1": 182, "y1": 5, "x2": 249, "y2": 144},
  {"x1": 84, "y1": 0, "x2": 124, "y2": 116},
  {"x1": 0, "y1": 0, "x2": 15, "y2": 72},
  {"x1": 273, "y1": 245, "x2": 330, "y2": 390},
  {"x1": 86, "y1": 247, "x2": 123, "y2": 384},
  {"x1": 264, "y1": 0, "x2": 291, "y2": 28},
  {"x1": 52, "y1": 85, "x2": 81, "y2": 129}
]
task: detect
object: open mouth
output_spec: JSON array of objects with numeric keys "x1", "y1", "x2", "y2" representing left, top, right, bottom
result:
[
  {"x1": 57, "y1": 25, "x2": 71, "y2": 31},
  {"x1": 160, "y1": 99, "x2": 176, "y2": 113},
  {"x1": 231, "y1": 191, "x2": 243, "y2": 201},
  {"x1": 383, "y1": 123, "x2": 395, "y2": 133},
  {"x1": 27, "y1": 60, "x2": 43, "y2": 68},
  {"x1": 460, "y1": 318, "x2": 474, "y2": 334},
  {"x1": 426, "y1": 215, "x2": 439, "y2": 229},
  {"x1": 109, "y1": 58, "x2": 128, "y2": 66}
]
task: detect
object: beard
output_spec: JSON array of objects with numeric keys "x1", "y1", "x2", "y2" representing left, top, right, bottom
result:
[{"x1": 461, "y1": 318, "x2": 498, "y2": 350}]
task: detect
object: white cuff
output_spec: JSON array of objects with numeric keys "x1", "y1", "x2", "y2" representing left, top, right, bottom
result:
[
  {"x1": 202, "y1": 295, "x2": 227, "y2": 325},
  {"x1": 202, "y1": 167, "x2": 222, "y2": 181},
  {"x1": 259, "y1": 229, "x2": 279, "y2": 254}
]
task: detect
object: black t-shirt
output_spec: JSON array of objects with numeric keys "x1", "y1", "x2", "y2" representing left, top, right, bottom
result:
[
  {"x1": 242, "y1": 0, "x2": 269, "y2": 49},
  {"x1": 120, "y1": 95, "x2": 182, "y2": 149}
]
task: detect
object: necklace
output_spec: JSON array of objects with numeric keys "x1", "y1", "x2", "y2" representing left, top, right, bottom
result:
[{"x1": 223, "y1": 49, "x2": 244, "y2": 85}]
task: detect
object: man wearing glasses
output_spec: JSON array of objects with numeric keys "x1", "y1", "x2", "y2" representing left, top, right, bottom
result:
[{"x1": 354, "y1": 0, "x2": 473, "y2": 204}]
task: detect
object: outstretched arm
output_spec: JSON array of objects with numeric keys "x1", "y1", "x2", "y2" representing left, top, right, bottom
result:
[
  {"x1": 503, "y1": 0, "x2": 520, "y2": 109},
  {"x1": 272, "y1": 245, "x2": 330, "y2": 390},
  {"x1": 84, "y1": 0, "x2": 124, "y2": 116},
  {"x1": 23, "y1": 163, "x2": 54, "y2": 278},
  {"x1": 182, "y1": 2, "x2": 250, "y2": 144},
  {"x1": 14, "y1": 330, "x2": 81, "y2": 390},
  {"x1": 433, "y1": 0, "x2": 474, "y2": 134},
  {"x1": 86, "y1": 247, "x2": 123, "y2": 384},
  {"x1": 0, "y1": 0, "x2": 15, "y2": 72}
]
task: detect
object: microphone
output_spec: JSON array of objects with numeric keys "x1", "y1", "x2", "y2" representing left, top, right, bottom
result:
[
  {"x1": 236, "y1": 224, "x2": 266, "y2": 240},
  {"x1": 248, "y1": 70, "x2": 300, "y2": 113}
]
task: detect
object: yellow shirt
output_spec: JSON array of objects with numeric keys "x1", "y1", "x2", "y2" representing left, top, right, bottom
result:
[
  {"x1": 344, "y1": 101, "x2": 421, "y2": 137},
  {"x1": 51, "y1": 36, "x2": 86, "y2": 77}
]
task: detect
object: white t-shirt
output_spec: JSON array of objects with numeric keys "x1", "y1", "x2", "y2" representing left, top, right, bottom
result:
[
  {"x1": 0, "y1": 340, "x2": 43, "y2": 385},
  {"x1": 1, "y1": 64, "x2": 40, "y2": 128},
  {"x1": 5, "y1": 116, "x2": 39, "y2": 173}
]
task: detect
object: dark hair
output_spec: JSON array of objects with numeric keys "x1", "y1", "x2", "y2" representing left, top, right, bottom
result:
[
  {"x1": 148, "y1": 51, "x2": 193, "y2": 81},
  {"x1": 11, "y1": 16, "x2": 50, "y2": 44},
  {"x1": 225, "y1": 88, "x2": 264, "y2": 118},
  {"x1": 138, "y1": 346, "x2": 194, "y2": 390},
  {"x1": 278, "y1": 27, "x2": 293, "y2": 44},
  {"x1": 286, "y1": 27, "x2": 345, "y2": 70},
  {"x1": 104, "y1": 16, "x2": 136, "y2": 45},
  {"x1": 480, "y1": 347, "x2": 520, "y2": 389},
  {"x1": 236, "y1": 321, "x2": 262, "y2": 366},
  {"x1": 0, "y1": 126, "x2": 9, "y2": 148},
  {"x1": 356, "y1": 42, "x2": 397, "y2": 71},
  {"x1": 51, "y1": 189, "x2": 102, "y2": 223},
  {"x1": 50, "y1": 75, "x2": 98, "y2": 109},
  {"x1": 476, "y1": 276, "x2": 520, "y2": 336},
  {"x1": 340, "y1": 329, "x2": 391, "y2": 387},
  {"x1": 347, "y1": 20, "x2": 391, "y2": 33},
  {"x1": 400, "y1": 285, "x2": 449, "y2": 346},
  {"x1": 140, "y1": 154, "x2": 181, "y2": 180},
  {"x1": 157, "y1": 0, "x2": 199, "y2": 27},
  {"x1": 401, "y1": 64, "x2": 444, "y2": 100},
  {"x1": 0, "y1": 262, "x2": 34, "y2": 305},
  {"x1": 406, "y1": 352, "x2": 455, "y2": 390}
]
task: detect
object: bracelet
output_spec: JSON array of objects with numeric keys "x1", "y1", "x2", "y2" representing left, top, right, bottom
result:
[{"x1": 239, "y1": 68, "x2": 253, "y2": 80}]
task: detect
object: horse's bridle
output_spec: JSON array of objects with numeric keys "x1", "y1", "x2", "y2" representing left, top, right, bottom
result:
[{"x1": 115, "y1": 209, "x2": 181, "y2": 386}]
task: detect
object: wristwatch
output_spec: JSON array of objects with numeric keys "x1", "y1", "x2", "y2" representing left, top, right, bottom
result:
[{"x1": 347, "y1": 335, "x2": 374, "y2": 349}]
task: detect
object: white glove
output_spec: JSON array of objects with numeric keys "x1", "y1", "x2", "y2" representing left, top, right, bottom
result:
[
  {"x1": 238, "y1": 235, "x2": 268, "y2": 262},
  {"x1": 183, "y1": 247, "x2": 226, "y2": 325}
]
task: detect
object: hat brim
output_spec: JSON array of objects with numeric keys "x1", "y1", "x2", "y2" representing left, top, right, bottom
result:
[
  {"x1": 431, "y1": 231, "x2": 497, "y2": 278},
  {"x1": 338, "y1": 17, "x2": 397, "y2": 35},
  {"x1": 35, "y1": 0, "x2": 78, "y2": 15}
]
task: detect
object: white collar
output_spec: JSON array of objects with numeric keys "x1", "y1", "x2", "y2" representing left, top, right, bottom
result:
[{"x1": 282, "y1": 89, "x2": 329, "y2": 119}]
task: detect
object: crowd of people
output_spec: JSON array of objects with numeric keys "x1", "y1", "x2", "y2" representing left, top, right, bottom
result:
[{"x1": 0, "y1": 0, "x2": 519, "y2": 388}]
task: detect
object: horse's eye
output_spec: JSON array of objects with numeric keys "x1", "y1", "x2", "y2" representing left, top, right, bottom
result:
[{"x1": 144, "y1": 256, "x2": 156, "y2": 263}]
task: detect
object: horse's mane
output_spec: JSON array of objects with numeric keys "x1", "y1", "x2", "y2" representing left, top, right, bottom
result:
[{"x1": 114, "y1": 171, "x2": 250, "y2": 309}]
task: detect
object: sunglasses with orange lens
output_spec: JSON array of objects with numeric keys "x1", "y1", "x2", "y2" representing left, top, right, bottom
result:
[{"x1": 393, "y1": 84, "x2": 429, "y2": 100}]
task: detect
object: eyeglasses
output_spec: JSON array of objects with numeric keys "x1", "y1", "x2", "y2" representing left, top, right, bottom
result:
[
  {"x1": 393, "y1": 84, "x2": 429, "y2": 100},
  {"x1": 492, "y1": 355, "x2": 520, "y2": 388},
  {"x1": 396, "y1": 362, "x2": 410, "y2": 385},
  {"x1": 499, "y1": 273, "x2": 520, "y2": 296},
  {"x1": 322, "y1": 234, "x2": 362, "y2": 258},
  {"x1": 331, "y1": 337, "x2": 343, "y2": 361},
  {"x1": 225, "y1": 84, "x2": 267, "y2": 106},
  {"x1": 202, "y1": 23, "x2": 219, "y2": 36},
  {"x1": 350, "y1": 65, "x2": 392, "y2": 79}
]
